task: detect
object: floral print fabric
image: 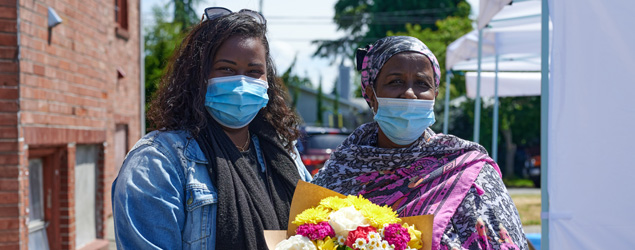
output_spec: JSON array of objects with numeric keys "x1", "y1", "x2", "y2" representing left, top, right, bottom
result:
[{"x1": 312, "y1": 122, "x2": 527, "y2": 250}]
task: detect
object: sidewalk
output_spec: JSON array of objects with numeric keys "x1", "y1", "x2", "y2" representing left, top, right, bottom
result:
[
  {"x1": 524, "y1": 225, "x2": 541, "y2": 234},
  {"x1": 106, "y1": 216, "x2": 116, "y2": 250}
]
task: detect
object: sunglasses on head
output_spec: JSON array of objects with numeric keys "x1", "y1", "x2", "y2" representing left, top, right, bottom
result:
[{"x1": 202, "y1": 7, "x2": 266, "y2": 26}]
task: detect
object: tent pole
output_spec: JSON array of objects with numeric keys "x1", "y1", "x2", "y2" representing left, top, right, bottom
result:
[
  {"x1": 541, "y1": 0, "x2": 550, "y2": 248},
  {"x1": 443, "y1": 72, "x2": 452, "y2": 134},
  {"x1": 493, "y1": 55, "x2": 499, "y2": 162},
  {"x1": 474, "y1": 29, "x2": 483, "y2": 143}
]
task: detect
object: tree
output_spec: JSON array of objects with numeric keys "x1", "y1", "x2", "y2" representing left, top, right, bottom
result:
[
  {"x1": 144, "y1": 0, "x2": 202, "y2": 114},
  {"x1": 313, "y1": 0, "x2": 469, "y2": 63},
  {"x1": 316, "y1": 78, "x2": 325, "y2": 126},
  {"x1": 172, "y1": 0, "x2": 200, "y2": 30},
  {"x1": 279, "y1": 55, "x2": 313, "y2": 109},
  {"x1": 144, "y1": 6, "x2": 184, "y2": 112}
]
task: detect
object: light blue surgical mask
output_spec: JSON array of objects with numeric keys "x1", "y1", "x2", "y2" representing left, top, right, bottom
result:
[
  {"x1": 373, "y1": 97, "x2": 435, "y2": 146},
  {"x1": 205, "y1": 75, "x2": 269, "y2": 129}
]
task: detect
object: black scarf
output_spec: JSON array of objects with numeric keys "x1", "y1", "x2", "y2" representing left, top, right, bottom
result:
[{"x1": 195, "y1": 114, "x2": 300, "y2": 249}]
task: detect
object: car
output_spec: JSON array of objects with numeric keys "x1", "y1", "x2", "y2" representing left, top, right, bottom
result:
[
  {"x1": 523, "y1": 155, "x2": 541, "y2": 188},
  {"x1": 296, "y1": 126, "x2": 351, "y2": 176}
]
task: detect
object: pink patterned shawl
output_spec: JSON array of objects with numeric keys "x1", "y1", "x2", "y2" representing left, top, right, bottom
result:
[{"x1": 312, "y1": 122, "x2": 502, "y2": 250}]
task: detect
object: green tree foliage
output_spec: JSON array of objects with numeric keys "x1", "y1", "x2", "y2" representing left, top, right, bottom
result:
[
  {"x1": 279, "y1": 56, "x2": 313, "y2": 109},
  {"x1": 313, "y1": 0, "x2": 470, "y2": 63},
  {"x1": 144, "y1": 6, "x2": 185, "y2": 111},
  {"x1": 172, "y1": 0, "x2": 200, "y2": 30},
  {"x1": 316, "y1": 79, "x2": 324, "y2": 126},
  {"x1": 144, "y1": 1, "x2": 201, "y2": 112}
]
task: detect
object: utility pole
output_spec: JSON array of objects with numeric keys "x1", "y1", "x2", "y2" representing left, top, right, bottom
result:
[{"x1": 259, "y1": 0, "x2": 263, "y2": 14}]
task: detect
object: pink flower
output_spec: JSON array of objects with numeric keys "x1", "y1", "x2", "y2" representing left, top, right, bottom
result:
[
  {"x1": 296, "y1": 221, "x2": 335, "y2": 240},
  {"x1": 383, "y1": 223, "x2": 411, "y2": 250}
]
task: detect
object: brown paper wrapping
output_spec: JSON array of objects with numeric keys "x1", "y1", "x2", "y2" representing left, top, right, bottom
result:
[{"x1": 265, "y1": 181, "x2": 433, "y2": 250}]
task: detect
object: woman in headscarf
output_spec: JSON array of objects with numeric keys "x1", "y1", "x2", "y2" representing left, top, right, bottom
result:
[
  {"x1": 112, "y1": 7, "x2": 311, "y2": 249},
  {"x1": 312, "y1": 36, "x2": 527, "y2": 250}
]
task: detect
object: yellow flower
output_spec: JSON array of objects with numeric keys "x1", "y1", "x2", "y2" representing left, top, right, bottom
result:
[
  {"x1": 404, "y1": 223, "x2": 423, "y2": 249},
  {"x1": 315, "y1": 236, "x2": 338, "y2": 250},
  {"x1": 319, "y1": 196, "x2": 353, "y2": 211},
  {"x1": 347, "y1": 195, "x2": 374, "y2": 210},
  {"x1": 359, "y1": 203, "x2": 401, "y2": 228},
  {"x1": 292, "y1": 207, "x2": 331, "y2": 225}
]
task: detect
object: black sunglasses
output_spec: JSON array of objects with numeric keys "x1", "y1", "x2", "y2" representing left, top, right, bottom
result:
[{"x1": 203, "y1": 7, "x2": 266, "y2": 26}]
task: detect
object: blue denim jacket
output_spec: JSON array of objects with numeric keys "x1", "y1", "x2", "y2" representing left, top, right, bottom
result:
[{"x1": 112, "y1": 130, "x2": 311, "y2": 250}]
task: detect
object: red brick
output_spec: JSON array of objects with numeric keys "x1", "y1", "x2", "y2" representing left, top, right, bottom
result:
[
  {"x1": 0, "y1": 48, "x2": 16, "y2": 60},
  {"x1": 0, "y1": 75, "x2": 17, "y2": 87},
  {"x1": 0, "y1": 100, "x2": 17, "y2": 112},
  {"x1": 0, "y1": 34, "x2": 16, "y2": 46},
  {"x1": 0, "y1": 7, "x2": 16, "y2": 19},
  {"x1": 0, "y1": 127, "x2": 16, "y2": 139},
  {"x1": 0, "y1": 229, "x2": 18, "y2": 243},
  {"x1": 0, "y1": 155, "x2": 17, "y2": 165},
  {"x1": 0, "y1": 206, "x2": 18, "y2": 217},
  {"x1": 0, "y1": 218, "x2": 18, "y2": 230},
  {"x1": 0, "y1": 142, "x2": 17, "y2": 152},
  {"x1": 0, "y1": 62, "x2": 17, "y2": 73},
  {"x1": 0, "y1": 114, "x2": 16, "y2": 126},
  {"x1": 32, "y1": 64, "x2": 44, "y2": 76},
  {"x1": 0, "y1": 179, "x2": 17, "y2": 191},
  {"x1": 21, "y1": 36, "x2": 44, "y2": 51},
  {"x1": 0, "y1": 88, "x2": 17, "y2": 99},
  {"x1": 0, "y1": 0, "x2": 16, "y2": 7},
  {"x1": 0, "y1": 243, "x2": 20, "y2": 250},
  {"x1": 0, "y1": 20, "x2": 16, "y2": 33},
  {"x1": 0, "y1": 193, "x2": 17, "y2": 204}
]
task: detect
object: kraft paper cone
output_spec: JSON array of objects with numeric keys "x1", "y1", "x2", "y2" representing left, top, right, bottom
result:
[{"x1": 264, "y1": 181, "x2": 433, "y2": 250}]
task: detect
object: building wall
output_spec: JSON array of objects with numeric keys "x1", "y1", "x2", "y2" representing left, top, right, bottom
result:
[
  {"x1": 0, "y1": 0, "x2": 141, "y2": 249},
  {"x1": 0, "y1": 0, "x2": 21, "y2": 249},
  {"x1": 290, "y1": 85, "x2": 372, "y2": 129}
]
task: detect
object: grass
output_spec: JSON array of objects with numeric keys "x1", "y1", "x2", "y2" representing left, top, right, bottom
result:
[
  {"x1": 510, "y1": 194, "x2": 542, "y2": 226},
  {"x1": 503, "y1": 177, "x2": 536, "y2": 188}
]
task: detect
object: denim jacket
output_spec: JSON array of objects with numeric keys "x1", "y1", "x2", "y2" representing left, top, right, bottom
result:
[{"x1": 112, "y1": 130, "x2": 311, "y2": 250}]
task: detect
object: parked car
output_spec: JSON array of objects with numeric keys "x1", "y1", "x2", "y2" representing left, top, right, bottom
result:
[
  {"x1": 296, "y1": 126, "x2": 351, "y2": 176},
  {"x1": 523, "y1": 155, "x2": 541, "y2": 188}
]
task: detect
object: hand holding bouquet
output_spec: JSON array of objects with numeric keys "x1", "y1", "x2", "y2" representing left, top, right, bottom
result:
[
  {"x1": 270, "y1": 182, "x2": 431, "y2": 250},
  {"x1": 275, "y1": 195, "x2": 423, "y2": 250}
]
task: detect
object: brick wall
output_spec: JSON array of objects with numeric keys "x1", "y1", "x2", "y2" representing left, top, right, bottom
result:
[
  {"x1": 0, "y1": 0, "x2": 21, "y2": 249},
  {"x1": 0, "y1": 0, "x2": 141, "y2": 249}
]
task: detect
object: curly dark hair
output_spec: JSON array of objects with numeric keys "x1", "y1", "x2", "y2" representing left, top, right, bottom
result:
[{"x1": 147, "y1": 13, "x2": 301, "y2": 152}]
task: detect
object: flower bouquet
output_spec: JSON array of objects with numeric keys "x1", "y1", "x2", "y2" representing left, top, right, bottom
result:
[{"x1": 264, "y1": 181, "x2": 433, "y2": 250}]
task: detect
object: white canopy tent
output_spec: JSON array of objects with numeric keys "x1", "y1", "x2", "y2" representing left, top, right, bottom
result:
[
  {"x1": 477, "y1": 0, "x2": 513, "y2": 29},
  {"x1": 460, "y1": 0, "x2": 635, "y2": 248},
  {"x1": 547, "y1": 0, "x2": 635, "y2": 249},
  {"x1": 451, "y1": 53, "x2": 540, "y2": 72},
  {"x1": 465, "y1": 72, "x2": 540, "y2": 98},
  {"x1": 443, "y1": 0, "x2": 547, "y2": 162}
]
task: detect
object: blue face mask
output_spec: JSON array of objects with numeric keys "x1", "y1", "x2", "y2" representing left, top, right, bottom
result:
[
  {"x1": 205, "y1": 75, "x2": 269, "y2": 129},
  {"x1": 373, "y1": 97, "x2": 436, "y2": 146}
]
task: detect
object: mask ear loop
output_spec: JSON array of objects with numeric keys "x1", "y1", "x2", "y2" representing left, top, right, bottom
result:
[{"x1": 370, "y1": 86, "x2": 379, "y2": 115}]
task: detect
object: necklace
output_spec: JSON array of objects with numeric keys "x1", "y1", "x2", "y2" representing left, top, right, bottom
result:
[{"x1": 236, "y1": 131, "x2": 250, "y2": 152}]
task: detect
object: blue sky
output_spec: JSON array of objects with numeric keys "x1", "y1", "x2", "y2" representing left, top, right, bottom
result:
[{"x1": 142, "y1": 0, "x2": 479, "y2": 92}]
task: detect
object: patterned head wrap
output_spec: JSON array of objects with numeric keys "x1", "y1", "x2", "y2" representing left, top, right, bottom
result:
[{"x1": 357, "y1": 36, "x2": 441, "y2": 105}]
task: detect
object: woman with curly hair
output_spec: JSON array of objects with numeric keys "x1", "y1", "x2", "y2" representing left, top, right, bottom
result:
[{"x1": 112, "y1": 7, "x2": 311, "y2": 250}]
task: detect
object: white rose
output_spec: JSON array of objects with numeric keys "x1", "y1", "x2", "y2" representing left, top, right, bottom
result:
[
  {"x1": 274, "y1": 235, "x2": 316, "y2": 250},
  {"x1": 328, "y1": 206, "x2": 369, "y2": 238}
]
